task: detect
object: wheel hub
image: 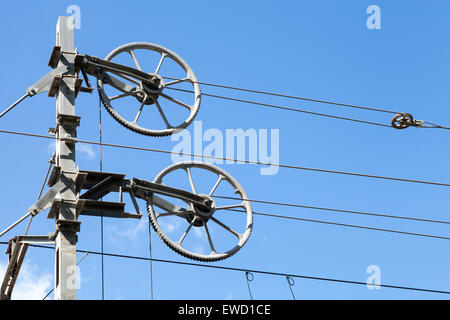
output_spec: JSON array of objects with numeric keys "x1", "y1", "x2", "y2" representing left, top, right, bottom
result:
[
  {"x1": 185, "y1": 194, "x2": 216, "y2": 227},
  {"x1": 136, "y1": 73, "x2": 164, "y2": 105}
]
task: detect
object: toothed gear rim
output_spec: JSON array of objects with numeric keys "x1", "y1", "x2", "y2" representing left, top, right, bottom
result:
[
  {"x1": 97, "y1": 42, "x2": 201, "y2": 137},
  {"x1": 147, "y1": 161, "x2": 253, "y2": 262}
]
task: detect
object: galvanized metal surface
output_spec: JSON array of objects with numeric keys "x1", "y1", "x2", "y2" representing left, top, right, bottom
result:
[
  {"x1": 96, "y1": 42, "x2": 201, "y2": 136},
  {"x1": 0, "y1": 16, "x2": 254, "y2": 300},
  {"x1": 53, "y1": 16, "x2": 78, "y2": 300},
  {"x1": 147, "y1": 161, "x2": 253, "y2": 262}
]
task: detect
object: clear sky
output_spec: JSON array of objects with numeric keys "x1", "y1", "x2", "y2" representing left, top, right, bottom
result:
[{"x1": 1, "y1": 0, "x2": 450, "y2": 300}]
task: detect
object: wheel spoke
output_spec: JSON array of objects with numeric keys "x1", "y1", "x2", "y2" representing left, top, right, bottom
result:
[
  {"x1": 203, "y1": 222, "x2": 216, "y2": 253},
  {"x1": 155, "y1": 100, "x2": 171, "y2": 128},
  {"x1": 210, "y1": 216, "x2": 241, "y2": 239},
  {"x1": 155, "y1": 53, "x2": 167, "y2": 74},
  {"x1": 160, "y1": 93, "x2": 192, "y2": 110},
  {"x1": 186, "y1": 167, "x2": 197, "y2": 194},
  {"x1": 164, "y1": 77, "x2": 189, "y2": 87},
  {"x1": 215, "y1": 203, "x2": 244, "y2": 211},
  {"x1": 178, "y1": 217, "x2": 196, "y2": 245},
  {"x1": 128, "y1": 50, "x2": 142, "y2": 71},
  {"x1": 109, "y1": 89, "x2": 139, "y2": 101},
  {"x1": 209, "y1": 175, "x2": 224, "y2": 196},
  {"x1": 133, "y1": 99, "x2": 146, "y2": 123}
]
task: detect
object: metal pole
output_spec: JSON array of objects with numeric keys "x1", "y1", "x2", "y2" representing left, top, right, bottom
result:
[{"x1": 53, "y1": 16, "x2": 79, "y2": 300}]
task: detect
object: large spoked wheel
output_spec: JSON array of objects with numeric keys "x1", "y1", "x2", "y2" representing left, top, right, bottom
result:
[
  {"x1": 97, "y1": 42, "x2": 201, "y2": 136},
  {"x1": 147, "y1": 162, "x2": 253, "y2": 262}
]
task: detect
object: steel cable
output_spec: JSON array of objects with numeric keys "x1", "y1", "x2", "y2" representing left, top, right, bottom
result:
[
  {"x1": 161, "y1": 76, "x2": 400, "y2": 114},
  {"x1": 165, "y1": 87, "x2": 392, "y2": 128},
  {"x1": 0, "y1": 128, "x2": 449, "y2": 188},
  {"x1": 213, "y1": 195, "x2": 450, "y2": 225},
  {"x1": 2, "y1": 242, "x2": 448, "y2": 296}
]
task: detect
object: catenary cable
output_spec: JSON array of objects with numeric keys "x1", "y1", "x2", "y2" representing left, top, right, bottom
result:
[
  {"x1": 165, "y1": 87, "x2": 391, "y2": 128},
  {"x1": 163, "y1": 78, "x2": 450, "y2": 130},
  {"x1": 214, "y1": 195, "x2": 450, "y2": 225},
  {"x1": 1, "y1": 242, "x2": 448, "y2": 296},
  {"x1": 227, "y1": 208, "x2": 450, "y2": 241},
  {"x1": 161, "y1": 76, "x2": 400, "y2": 114},
  {"x1": 0, "y1": 128, "x2": 449, "y2": 188}
]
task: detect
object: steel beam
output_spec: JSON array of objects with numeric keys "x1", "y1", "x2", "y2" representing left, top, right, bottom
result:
[{"x1": 53, "y1": 16, "x2": 78, "y2": 300}]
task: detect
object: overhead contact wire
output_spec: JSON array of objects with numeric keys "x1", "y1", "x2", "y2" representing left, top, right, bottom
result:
[
  {"x1": 1, "y1": 128, "x2": 450, "y2": 188},
  {"x1": 2, "y1": 242, "x2": 448, "y2": 296},
  {"x1": 161, "y1": 76, "x2": 400, "y2": 114}
]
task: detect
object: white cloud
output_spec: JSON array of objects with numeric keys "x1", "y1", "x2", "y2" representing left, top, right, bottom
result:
[
  {"x1": 47, "y1": 141, "x2": 56, "y2": 154},
  {"x1": 77, "y1": 143, "x2": 96, "y2": 160},
  {"x1": 46, "y1": 141, "x2": 96, "y2": 160},
  {"x1": 0, "y1": 260, "x2": 52, "y2": 300},
  {"x1": 193, "y1": 245, "x2": 205, "y2": 254},
  {"x1": 194, "y1": 227, "x2": 204, "y2": 239},
  {"x1": 117, "y1": 216, "x2": 147, "y2": 240},
  {"x1": 159, "y1": 216, "x2": 182, "y2": 234}
]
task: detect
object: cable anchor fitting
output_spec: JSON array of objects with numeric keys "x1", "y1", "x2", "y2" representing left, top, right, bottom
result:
[{"x1": 391, "y1": 113, "x2": 424, "y2": 129}]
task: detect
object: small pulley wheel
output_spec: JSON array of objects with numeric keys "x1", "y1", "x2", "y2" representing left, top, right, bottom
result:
[{"x1": 391, "y1": 113, "x2": 414, "y2": 129}]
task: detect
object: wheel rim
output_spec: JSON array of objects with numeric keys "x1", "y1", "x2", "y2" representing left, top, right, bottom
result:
[
  {"x1": 97, "y1": 42, "x2": 201, "y2": 136},
  {"x1": 147, "y1": 161, "x2": 253, "y2": 262}
]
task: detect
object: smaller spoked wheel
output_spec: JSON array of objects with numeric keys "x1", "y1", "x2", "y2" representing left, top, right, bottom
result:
[
  {"x1": 391, "y1": 113, "x2": 414, "y2": 129},
  {"x1": 97, "y1": 42, "x2": 201, "y2": 136},
  {"x1": 147, "y1": 162, "x2": 253, "y2": 262}
]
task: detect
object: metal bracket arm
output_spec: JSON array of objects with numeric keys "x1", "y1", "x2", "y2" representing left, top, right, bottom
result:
[
  {"x1": 0, "y1": 175, "x2": 73, "y2": 239},
  {"x1": 1, "y1": 233, "x2": 57, "y2": 300},
  {"x1": 75, "y1": 54, "x2": 159, "y2": 86},
  {"x1": 131, "y1": 178, "x2": 210, "y2": 209},
  {"x1": 28, "y1": 174, "x2": 74, "y2": 216},
  {"x1": 26, "y1": 64, "x2": 70, "y2": 97}
]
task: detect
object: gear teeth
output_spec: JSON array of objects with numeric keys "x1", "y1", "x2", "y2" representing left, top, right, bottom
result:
[
  {"x1": 146, "y1": 161, "x2": 253, "y2": 262},
  {"x1": 96, "y1": 42, "x2": 201, "y2": 137},
  {"x1": 97, "y1": 79, "x2": 174, "y2": 137}
]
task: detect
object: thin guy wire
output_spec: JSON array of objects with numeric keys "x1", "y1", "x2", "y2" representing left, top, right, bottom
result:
[
  {"x1": 227, "y1": 209, "x2": 450, "y2": 241},
  {"x1": 99, "y1": 95, "x2": 105, "y2": 301},
  {"x1": 165, "y1": 87, "x2": 392, "y2": 128},
  {"x1": 0, "y1": 93, "x2": 30, "y2": 119},
  {"x1": 148, "y1": 215, "x2": 154, "y2": 300},
  {"x1": 24, "y1": 154, "x2": 55, "y2": 236},
  {"x1": 213, "y1": 195, "x2": 450, "y2": 225},
  {"x1": 4, "y1": 242, "x2": 448, "y2": 296},
  {"x1": 161, "y1": 76, "x2": 400, "y2": 114},
  {"x1": 42, "y1": 252, "x2": 89, "y2": 300},
  {"x1": 245, "y1": 271, "x2": 254, "y2": 300},
  {"x1": 285, "y1": 275, "x2": 296, "y2": 300},
  {"x1": 1, "y1": 128, "x2": 450, "y2": 188},
  {"x1": 421, "y1": 121, "x2": 450, "y2": 130}
]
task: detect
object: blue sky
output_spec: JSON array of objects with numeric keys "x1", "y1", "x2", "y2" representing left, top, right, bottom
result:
[{"x1": 1, "y1": 0, "x2": 450, "y2": 299}]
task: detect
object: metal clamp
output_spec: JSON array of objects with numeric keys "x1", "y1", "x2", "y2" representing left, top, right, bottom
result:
[
  {"x1": 56, "y1": 219, "x2": 81, "y2": 233},
  {"x1": 391, "y1": 113, "x2": 424, "y2": 129}
]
